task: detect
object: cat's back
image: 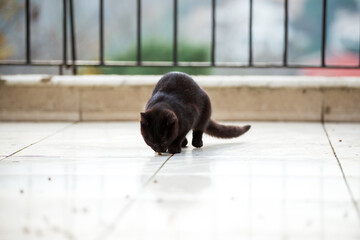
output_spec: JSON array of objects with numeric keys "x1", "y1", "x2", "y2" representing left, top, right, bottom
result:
[{"x1": 153, "y1": 72, "x2": 202, "y2": 95}]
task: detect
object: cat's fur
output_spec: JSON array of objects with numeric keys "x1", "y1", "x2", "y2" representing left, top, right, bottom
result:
[{"x1": 140, "y1": 72, "x2": 251, "y2": 154}]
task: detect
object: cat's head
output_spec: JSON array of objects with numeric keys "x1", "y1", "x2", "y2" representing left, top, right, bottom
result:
[{"x1": 140, "y1": 109, "x2": 179, "y2": 153}]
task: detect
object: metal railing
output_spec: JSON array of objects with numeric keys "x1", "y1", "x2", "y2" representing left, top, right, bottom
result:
[{"x1": 0, "y1": 0, "x2": 359, "y2": 75}]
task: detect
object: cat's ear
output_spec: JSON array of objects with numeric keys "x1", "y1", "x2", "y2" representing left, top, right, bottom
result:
[
  {"x1": 140, "y1": 112, "x2": 148, "y2": 126},
  {"x1": 167, "y1": 112, "x2": 177, "y2": 126}
]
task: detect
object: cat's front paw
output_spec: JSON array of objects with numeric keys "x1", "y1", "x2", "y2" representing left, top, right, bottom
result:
[{"x1": 168, "y1": 145, "x2": 181, "y2": 154}]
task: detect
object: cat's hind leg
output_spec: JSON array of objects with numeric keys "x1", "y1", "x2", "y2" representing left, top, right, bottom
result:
[
  {"x1": 192, "y1": 95, "x2": 211, "y2": 148},
  {"x1": 192, "y1": 131, "x2": 203, "y2": 148}
]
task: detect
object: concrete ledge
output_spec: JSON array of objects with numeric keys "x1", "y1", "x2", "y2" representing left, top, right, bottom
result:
[{"x1": 1, "y1": 75, "x2": 360, "y2": 122}]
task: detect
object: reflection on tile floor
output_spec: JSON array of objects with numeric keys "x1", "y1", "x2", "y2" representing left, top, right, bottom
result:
[{"x1": 0, "y1": 122, "x2": 359, "y2": 240}]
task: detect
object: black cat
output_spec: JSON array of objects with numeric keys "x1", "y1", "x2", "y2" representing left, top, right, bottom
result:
[{"x1": 140, "y1": 72, "x2": 251, "y2": 154}]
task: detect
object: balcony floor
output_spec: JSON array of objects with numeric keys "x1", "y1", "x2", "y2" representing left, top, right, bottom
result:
[{"x1": 0, "y1": 121, "x2": 359, "y2": 240}]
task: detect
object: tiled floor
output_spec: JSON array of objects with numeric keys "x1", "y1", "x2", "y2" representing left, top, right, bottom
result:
[{"x1": 0, "y1": 122, "x2": 359, "y2": 240}]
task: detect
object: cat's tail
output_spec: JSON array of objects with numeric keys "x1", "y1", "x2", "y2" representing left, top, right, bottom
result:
[{"x1": 205, "y1": 119, "x2": 251, "y2": 138}]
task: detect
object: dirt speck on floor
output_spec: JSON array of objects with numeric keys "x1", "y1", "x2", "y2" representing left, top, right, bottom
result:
[{"x1": 23, "y1": 226, "x2": 30, "y2": 234}]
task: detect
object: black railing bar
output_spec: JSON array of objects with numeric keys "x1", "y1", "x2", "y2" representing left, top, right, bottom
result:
[
  {"x1": 137, "y1": 0, "x2": 141, "y2": 65},
  {"x1": 211, "y1": 0, "x2": 216, "y2": 66},
  {"x1": 59, "y1": 65, "x2": 63, "y2": 75},
  {"x1": 25, "y1": 0, "x2": 31, "y2": 64},
  {"x1": 0, "y1": 59, "x2": 95, "y2": 65},
  {"x1": 283, "y1": 0, "x2": 288, "y2": 66},
  {"x1": 174, "y1": 63, "x2": 360, "y2": 69},
  {"x1": 2, "y1": 59, "x2": 360, "y2": 69},
  {"x1": 1, "y1": 60, "x2": 360, "y2": 69},
  {"x1": 173, "y1": 0, "x2": 178, "y2": 66},
  {"x1": 99, "y1": 0, "x2": 104, "y2": 65},
  {"x1": 249, "y1": 0, "x2": 253, "y2": 66},
  {"x1": 69, "y1": 0, "x2": 77, "y2": 74},
  {"x1": 63, "y1": 0, "x2": 67, "y2": 66},
  {"x1": 321, "y1": 0, "x2": 327, "y2": 67},
  {"x1": 1, "y1": 58, "x2": 360, "y2": 69},
  {"x1": 0, "y1": 60, "x2": 351, "y2": 68}
]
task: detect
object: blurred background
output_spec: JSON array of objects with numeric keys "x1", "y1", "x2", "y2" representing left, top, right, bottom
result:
[{"x1": 0, "y1": 0, "x2": 359, "y2": 75}]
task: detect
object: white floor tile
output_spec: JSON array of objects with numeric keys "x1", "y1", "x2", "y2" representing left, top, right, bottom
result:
[
  {"x1": 0, "y1": 122, "x2": 359, "y2": 240},
  {"x1": 324, "y1": 123, "x2": 360, "y2": 175},
  {"x1": 0, "y1": 122, "x2": 169, "y2": 240},
  {"x1": 0, "y1": 122, "x2": 71, "y2": 159},
  {"x1": 105, "y1": 122, "x2": 360, "y2": 240},
  {"x1": 325, "y1": 123, "x2": 360, "y2": 203}
]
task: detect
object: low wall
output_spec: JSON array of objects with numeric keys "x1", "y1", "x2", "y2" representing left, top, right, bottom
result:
[{"x1": 0, "y1": 75, "x2": 359, "y2": 122}]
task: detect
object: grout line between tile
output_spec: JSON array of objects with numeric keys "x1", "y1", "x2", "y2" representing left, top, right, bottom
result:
[
  {"x1": 321, "y1": 122, "x2": 360, "y2": 222},
  {"x1": 0, "y1": 121, "x2": 78, "y2": 162},
  {"x1": 93, "y1": 154, "x2": 174, "y2": 240}
]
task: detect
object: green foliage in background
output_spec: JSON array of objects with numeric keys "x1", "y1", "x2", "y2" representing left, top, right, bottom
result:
[{"x1": 80, "y1": 41, "x2": 211, "y2": 75}]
